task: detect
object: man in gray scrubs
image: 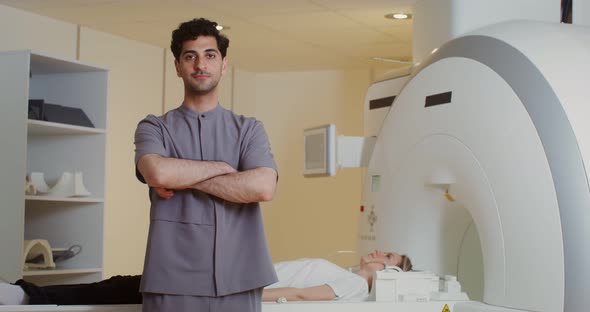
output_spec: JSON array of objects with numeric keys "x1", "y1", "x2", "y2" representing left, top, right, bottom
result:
[{"x1": 134, "y1": 18, "x2": 278, "y2": 312}]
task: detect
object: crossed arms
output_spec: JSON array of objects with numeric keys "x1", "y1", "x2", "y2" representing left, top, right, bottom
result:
[{"x1": 137, "y1": 154, "x2": 277, "y2": 203}]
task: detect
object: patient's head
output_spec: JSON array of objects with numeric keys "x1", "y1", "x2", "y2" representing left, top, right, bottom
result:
[{"x1": 360, "y1": 249, "x2": 413, "y2": 272}]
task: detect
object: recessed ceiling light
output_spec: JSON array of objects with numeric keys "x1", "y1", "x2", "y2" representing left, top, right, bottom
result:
[
  {"x1": 385, "y1": 13, "x2": 412, "y2": 20},
  {"x1": 215, "y1": 25, "x2": 230, "y2": 31}
]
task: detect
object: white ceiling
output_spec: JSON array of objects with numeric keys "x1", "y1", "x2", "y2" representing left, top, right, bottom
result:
[{"x1": 0, "y1": 0, "x2": 416, "y2": 72}]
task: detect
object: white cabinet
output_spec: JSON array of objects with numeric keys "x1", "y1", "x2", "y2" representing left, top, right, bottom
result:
[{"x1": 0, "y1": 50, "x2": 108, "y2": 285}]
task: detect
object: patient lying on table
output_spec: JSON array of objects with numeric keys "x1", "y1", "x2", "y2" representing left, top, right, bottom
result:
[{"x1": 0, "y1": 250, "x2": 412, "y2": 305}]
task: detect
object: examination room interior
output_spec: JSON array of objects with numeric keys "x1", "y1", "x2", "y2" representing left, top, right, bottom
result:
[
  {"x1": 0, "y1": 1, "x2": 403, "y2": 279},
  {"x1": 1, "y1": 1, "x2": 589, "y2": 311}
]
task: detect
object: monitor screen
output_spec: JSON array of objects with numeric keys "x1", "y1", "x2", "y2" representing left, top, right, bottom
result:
[{"x1": 303, "y1": 124, "x2": 336, "y2": 176}]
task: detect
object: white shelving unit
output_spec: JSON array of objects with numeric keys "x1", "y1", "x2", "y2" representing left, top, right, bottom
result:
[
  {"x1": 28, "y1": 120, "x2": 106, "y2": 136},
  {"x1": 0, "y1": 50, "x2": 108, "y2": 285},
  {"x1": 22, "y1": 268, "x2": 103, "y2": 277},
  {"x1": 25, "y1": 196, "x2": 104, "y2": 203}
]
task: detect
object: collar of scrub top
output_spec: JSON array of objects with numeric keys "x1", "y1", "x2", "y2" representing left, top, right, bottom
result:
[{"x1": 178, "y1": 102, "x2": 224, "y2": 119}]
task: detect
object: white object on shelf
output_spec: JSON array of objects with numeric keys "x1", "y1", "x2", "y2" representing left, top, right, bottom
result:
[
  {"x1": 73, "y1": 172, "x2": 92, "y2": 197},
  {"x1": 23, "y1": 239, "x2": 55, "y2": 270},
  {"x1": 25, "y1": 176, "x2": 36, "y2": 195},
  {"x1": 28, "y1": 172, "x2": 51, "y2": 194},
  {"x1": 49, "y1": 171, "x2": 91, "y2": 197}
]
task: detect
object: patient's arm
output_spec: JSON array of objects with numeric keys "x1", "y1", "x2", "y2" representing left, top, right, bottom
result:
[{"x1": 262, "y1": 285, "x2": 336, "y2": 302}]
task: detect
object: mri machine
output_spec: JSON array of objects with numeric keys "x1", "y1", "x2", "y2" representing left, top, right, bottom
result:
[
  {"x1": 298, "y1": 10, "x2": 590, "y2": 312},
  {"x1": 352, "y1": 17, "x2": 590, "y2": 312}
]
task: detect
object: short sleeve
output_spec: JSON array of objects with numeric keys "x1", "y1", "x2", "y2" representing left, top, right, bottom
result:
[
  {"x1": 134, "y1": 115, "x2": 167, "y2": 183},
  {"x1": 325, "y1": 275, "x2": 369, "y2": 301},
  {"x1": 240, "y1": 121, "x2": 278, "y2": 173}
]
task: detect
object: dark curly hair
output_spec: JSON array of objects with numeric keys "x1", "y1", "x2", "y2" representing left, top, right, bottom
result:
[{"x1": 170, "y1": 18, "x2": 230, "y2": 61}]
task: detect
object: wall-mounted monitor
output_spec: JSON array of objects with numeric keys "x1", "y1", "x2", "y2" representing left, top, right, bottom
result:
[{"x1": 303, "y1": 124, "x2": 336, "y2": 177}]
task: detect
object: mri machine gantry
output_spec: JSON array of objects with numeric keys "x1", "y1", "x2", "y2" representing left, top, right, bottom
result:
[{"x1": 358, "y1": 20, "x2": 590, "y2": 312}]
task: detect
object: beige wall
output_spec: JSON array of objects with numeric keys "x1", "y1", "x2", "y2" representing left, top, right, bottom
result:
[
  {"x1": 163, "y1": 50, "x2": 182, "y2": 112},
  {"x1": 233, "y1": 70, "x2": 371, "y2": 267},
  {"x1": 1, "y1": 3, "x2": 370, "y2": 276},
  {"x1": 78, "y1": 27, "x2": 164, "y2": 277},
  {"x1": 232, "y1": 69, "x2": 258, "y2": 117},
  {"x1": 0, "y1": 4, "x2": 77, "y2": 59}
]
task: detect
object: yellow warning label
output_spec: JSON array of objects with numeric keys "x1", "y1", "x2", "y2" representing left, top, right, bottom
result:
[{"x1": 441, "y1": 303, "x2": 451, "y2": 312}]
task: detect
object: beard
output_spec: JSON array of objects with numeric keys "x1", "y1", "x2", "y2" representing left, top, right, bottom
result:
[
  {"x1": 186, "y1": 79, "x2": 219, "y2": 95},
  {"x1": 185, "y1": 71, "x2": 220, "y2": 96}
]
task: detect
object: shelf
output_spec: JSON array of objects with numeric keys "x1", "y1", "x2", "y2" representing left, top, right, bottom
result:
[
  {"x1": 27, "y1": 120, "x2": 105, "y2": 136},
  {"x1": 22, "y1": 268, "x2": 102, "y2": 276},
  {"x1": 25, "y1": 195, "x2": 104, "y2": 203},
  {"x1": 0, "y1": 50, "x2": 107, "y2": 285}
]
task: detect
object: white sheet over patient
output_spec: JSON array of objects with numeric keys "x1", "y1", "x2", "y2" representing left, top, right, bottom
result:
[{"x1": 266, "y1": 258, "x2": 368, "y2": 301}]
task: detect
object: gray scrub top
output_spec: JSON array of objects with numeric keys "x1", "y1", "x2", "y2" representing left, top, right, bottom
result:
[{"x1": 134, "y1": 104, "x2": 278, "y2": 296}]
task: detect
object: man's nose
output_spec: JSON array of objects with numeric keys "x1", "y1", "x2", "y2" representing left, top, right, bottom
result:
[{"x1": 194, "y1": 57, "x2": 206, "y2": 70}]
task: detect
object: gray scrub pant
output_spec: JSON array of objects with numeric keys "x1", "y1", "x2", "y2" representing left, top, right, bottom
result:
[{"x1": 142, "y1": 288, "x2": 263, "y2": 312}]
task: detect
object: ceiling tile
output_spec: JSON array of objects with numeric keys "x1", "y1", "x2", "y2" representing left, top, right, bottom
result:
[
  {"x1": 249, "y1": 11, "x2": 362, "y2": 31},
  {"x1": 0, "y1": 0, "x2": 416, "y2": 71},
  {"x1": 310, "y1": 0, "x2": 416, "y2": 10}
]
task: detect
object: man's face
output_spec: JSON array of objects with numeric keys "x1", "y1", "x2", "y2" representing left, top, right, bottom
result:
[{"x1": 175, "y1": 36, "x2": 227, "y2": 96}]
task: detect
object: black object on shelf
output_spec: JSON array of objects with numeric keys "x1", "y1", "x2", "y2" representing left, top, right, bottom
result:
[
  {"x1": 28, "y1": 99, "x2": 95, "y2": 128},
  {"x1": 28, "y1": 99, "x2": 44, "y2": 120}
]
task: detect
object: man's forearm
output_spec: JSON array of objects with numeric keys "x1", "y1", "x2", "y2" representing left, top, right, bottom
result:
[
  {"x1": 138, "y1": 154, "x2": 236, "y2": 189},
  {"x1": 191, "y1": 167, "x2": 277, "y2": 203}
]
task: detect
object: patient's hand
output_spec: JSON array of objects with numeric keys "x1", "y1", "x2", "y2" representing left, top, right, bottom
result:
[{"x1": 154, "y1": 187, "x2": 174, "y2": 199}]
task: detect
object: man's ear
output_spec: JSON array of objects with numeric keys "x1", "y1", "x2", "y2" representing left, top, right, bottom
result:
[
  {"x1": 221, "y1": 57, "x2": 228, "y2": 76},
  {"x1": 174, "y1": 59, "x2": 181, "y2": 77}
]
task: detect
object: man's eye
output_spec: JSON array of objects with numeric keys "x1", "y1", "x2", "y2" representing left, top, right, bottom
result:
[
  {"x1": 206, "y1": 54, "x2": 216, "y2": 59},
  {"x1": 185, "y1": 54, "x2": 196, "y2": 60}
]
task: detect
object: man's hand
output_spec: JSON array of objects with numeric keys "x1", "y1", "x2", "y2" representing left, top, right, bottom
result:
[{"x1": 154, "y1": 187, "x2": 174, "y2": 199}]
